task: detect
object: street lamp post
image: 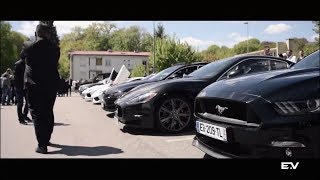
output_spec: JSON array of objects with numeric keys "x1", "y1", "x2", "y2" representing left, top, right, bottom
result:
[
  {"x1": 244, "y1": 22, "x2": 249, "y2": 54},
  {"x1": 153, "y1": 21, "x2": 156, "y2": 73}
]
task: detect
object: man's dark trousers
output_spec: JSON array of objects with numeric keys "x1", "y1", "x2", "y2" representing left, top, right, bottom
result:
[
  {"x1": 27, "y1": 87, "x2": 57, "y2": 147},
  {"x1": 16, "y1": 89, "x2": 29, "y2": 121}
]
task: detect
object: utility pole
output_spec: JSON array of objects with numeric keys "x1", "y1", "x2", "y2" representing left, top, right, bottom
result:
[
  {"x1": 153, "y1": 21, "x2": 156, "y2": 73},
  {"x1": 244, "y1": 22, "x2": 249, "y2": 53}
]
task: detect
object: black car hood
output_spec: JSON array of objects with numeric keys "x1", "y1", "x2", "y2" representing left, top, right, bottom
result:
[
  {"x1": 117, "y1": 78, "x2": 207, "y2": 104},
  {"x1": 198, "y1": 68, "x2": 320, "y2": 102},
  {"x1": 107, "y1": 79, "x2": 158, "y2": 94}
]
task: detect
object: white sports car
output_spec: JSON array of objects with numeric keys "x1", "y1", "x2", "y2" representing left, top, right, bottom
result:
[
  {"x1": 83, "y1": 65, "x2": 130, "y2": 102},
  {"x1": 91, "y1": 76, "x2": 144, "y2": 104}
]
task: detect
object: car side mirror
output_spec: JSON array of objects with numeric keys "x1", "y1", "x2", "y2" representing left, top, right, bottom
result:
[{"x1": 227, "y1": 69, "x2": 242, "y2": 78}]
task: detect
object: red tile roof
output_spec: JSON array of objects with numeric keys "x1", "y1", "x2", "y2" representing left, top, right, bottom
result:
[{"x1": 69, "y1": 51, "x2": 150, "y2": 57}]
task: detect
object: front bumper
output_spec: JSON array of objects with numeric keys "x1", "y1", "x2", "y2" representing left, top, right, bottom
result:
[
  {"x1": 92, "y1": 96, "x2": 101, "y2": 104},
  {"x1": 193, "y1": 117, "x2": 320, "y2": 158},
  {"x1": 115, "y1": 102, "x2": 155, "y2": 129},
  {"x1": 103, "y1": 95, "x2": 118, "y2": 111}
]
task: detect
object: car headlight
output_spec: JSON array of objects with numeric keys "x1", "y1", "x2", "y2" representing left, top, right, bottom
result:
[
  {"x1": 111, "y1": 91, "x2": 123, "y2": 98},
  {"x1": 126, "y1": 92, "x2": 157, "y2": 105},
  {"x1": 274, "y1": 98, "x2": 320, "y2": 115}
]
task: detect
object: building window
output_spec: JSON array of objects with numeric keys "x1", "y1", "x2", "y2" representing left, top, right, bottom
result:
[
  {"x1": 96, "y1": 58, "x2": 102, "y2": 66},
  {"x1": 105, "y1": 59, "x2": 111, "y2": 66},
  {"x1": 80, "y1": 59, "x2": 86, "y2": 67}
]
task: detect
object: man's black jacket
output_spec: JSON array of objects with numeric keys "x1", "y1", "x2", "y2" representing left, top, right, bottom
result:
[
  {"x1": 23, "y1": 38, "x2": 60, "y2": 91},
  {"x1": 14, "y1": 59, "x2": 25, "y2": 90}
]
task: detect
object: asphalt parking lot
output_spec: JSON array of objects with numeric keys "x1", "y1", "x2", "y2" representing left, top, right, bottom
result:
[{"x1": 1, "y1": 93, "x2": 204, "y2": 158}]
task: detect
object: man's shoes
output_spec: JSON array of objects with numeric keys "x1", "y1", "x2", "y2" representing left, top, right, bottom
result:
[
  {"x1": 35, "y1": 146, "x2": 48, "y2": 154},
  {"x1": 24, "y1": 117, "x2": 32, "y2": 122},
  {"x1": 19, "y1": 121, "x2": 28, "y2": 125}
]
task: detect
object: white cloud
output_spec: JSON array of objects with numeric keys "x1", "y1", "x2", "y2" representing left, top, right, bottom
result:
[
  {"x1": 264, "y1": 23, "x2": 292, "y2": 35},
  {"x1": 180, "y1": 37, "x2": 219, "y2": 51},
  {"x1": 15, "y1": 21, "x2": 104, "y2": 37},
  {"x1": 179, "y1": 32, "x2": 254, "y2": 51},
  {"x1": 54, "y1": 21, "x2": 103, "y2": 35},
  {"x1": 16, "y1": 21, "x2": 38, "y2": 37},
  {"x1": 310, "y1": 34, "x2": 319, "y2": 42},
  {"x1": 228, "y1": 32, "x2": 253, "y2": 47}
]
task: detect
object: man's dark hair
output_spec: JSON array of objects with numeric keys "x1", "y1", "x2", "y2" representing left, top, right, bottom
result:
[{"x1": 264, "y1": 45, "x2": 270, "y2": 49}]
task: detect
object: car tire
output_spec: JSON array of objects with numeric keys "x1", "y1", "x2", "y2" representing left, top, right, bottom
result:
[{"x1": 155, "y1": 96, "x2": 193, "y2": 133}]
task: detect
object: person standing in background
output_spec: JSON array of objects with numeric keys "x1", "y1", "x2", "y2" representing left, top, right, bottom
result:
[
  {"x1": 1, "y1": 69, "x2": 12, "y2": 105},
  {"x1": 286, "y1": 49, "x2": 297, "y2": 63},
  {"x1": 14, "y1": 42, "x2": 33, "y2": 125},
  {"x1": 298, "y1": 50, "x2": 305, "y2": 62}
]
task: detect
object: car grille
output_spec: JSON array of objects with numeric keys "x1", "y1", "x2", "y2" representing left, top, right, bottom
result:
[{"x1": 195, "y1": 98, "x2": 247, "y2": 121}]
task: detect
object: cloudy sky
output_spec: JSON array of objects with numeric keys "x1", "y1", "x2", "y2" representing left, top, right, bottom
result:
[{"x1": 8, "y1": 21, "x2": 317, "y2": 51}]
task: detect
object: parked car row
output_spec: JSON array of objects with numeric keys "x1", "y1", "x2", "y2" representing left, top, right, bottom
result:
[{"x1": 78, "y1": 50, "x2": 319, "y2": 158}]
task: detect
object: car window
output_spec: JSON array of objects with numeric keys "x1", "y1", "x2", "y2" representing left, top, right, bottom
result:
[
  {"x1": 269, "y1": 60, "x2": 289, "y2": 70},
  {"x1": 188, "y1": 57, "x2": 236, "y2": 78},
  {"x1": 222, "y1": 58, "x2": 270, "y2": 79},
  {"x1": 169, "y1": 65, "x2": 198, "y2": 79},
  {"x1": 291, "y1": 50, "x2": 319, "y2": 69},
  {"x1": 148, "y1": 65, "x2": 183, "y2": 81}
]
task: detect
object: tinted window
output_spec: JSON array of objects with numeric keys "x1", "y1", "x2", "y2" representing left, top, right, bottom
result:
[
  {"x1": 291, "y1": 50, "x2": 319, "y2": 69},
  {"x1": 222, "y1": 58, "x2": 269, "y2": 79},
  {"x1": 188, "y1": 57, "x2": 236, "y2": 78},
  {"x1": 270, "y1": 60, "x2": 288, "y2": 70},
  {"x1": 149, "y1": 65, "x2": 183, "y2": 81},
  {"x1": 169, "y1": 66, "x2": 198, "y2": 78}
]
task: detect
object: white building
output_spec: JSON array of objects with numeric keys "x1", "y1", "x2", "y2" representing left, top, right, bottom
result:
[{"x1": 69, "y1": 50, "x2": 150, "y2": 81}]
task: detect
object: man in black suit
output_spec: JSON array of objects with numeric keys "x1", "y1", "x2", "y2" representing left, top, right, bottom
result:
[
  {"x1": 23, "y1": 23, "x2": 60, "y2": 154},
  {"x1": 14, "y1": 44, "x2": 32, "y2": 125}
]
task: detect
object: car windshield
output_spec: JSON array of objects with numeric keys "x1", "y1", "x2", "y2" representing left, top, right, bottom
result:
[
  {"x1": 291, "y1": 50, "x2": 319, "y2": 69},
  {"x1": 148, "y1": 65, "x2": 183, "y2": 81},
  {"x1": 188, "y1": 57, "x2": 236, "y2": 78}
]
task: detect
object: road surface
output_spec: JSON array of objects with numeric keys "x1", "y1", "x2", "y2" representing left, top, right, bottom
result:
[{"x1": 1, "y1": 93, "x2": 204, "y2": 158}]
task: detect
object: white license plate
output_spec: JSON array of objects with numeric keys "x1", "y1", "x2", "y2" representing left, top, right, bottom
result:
[{"x1": 196, "y1": 121, "x2": 227, "y2": 142}]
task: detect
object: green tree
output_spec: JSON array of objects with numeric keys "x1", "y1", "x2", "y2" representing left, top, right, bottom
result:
[
  {"x1": 291, "y1": 38, "x2": 309, "y2": 50},
  {"x1": 149, "y1": 37, "x2": 201, "y2": 71},
  {"x1": 155, "y1": 23, "x2": 167, "y2": 39},
  {"x1": 259, "y1": 41, "x2": 276, "y2": 49},
  {"x1": 303, "y1": 42, "x2": 319, "y2": 56},
  {"x1": 131, "y1": 64, "x2": 147, "y2": 77},
  {"x1": 0, "y1": 21, "x2": 27, "y2": 73},
  {"x1": 110, "y1": 26, "x2": 152, "y2": 52},
  {"x1": 233, "y1": 38, "x2": 261, "y2": 54}
]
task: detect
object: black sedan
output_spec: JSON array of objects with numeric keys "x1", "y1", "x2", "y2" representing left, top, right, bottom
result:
[
  {"x1": 192, "y1": 50, "x2": 319, "y2": 158},
  {"x1": 115, "y1": 55, "x2": 294, "y2": 133},
  {"x1": 101, "y1": 62, "x2": 207, "y2": 111}
]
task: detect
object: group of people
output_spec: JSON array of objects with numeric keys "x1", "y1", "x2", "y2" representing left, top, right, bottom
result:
[
  {"x1": 1, "y1": 69, "x2": 17, "y2": 105},
  {"x1": 57, "y1": 77, "x2": 72, "y2": 97},
  {"x1": 1, "y1": 23, "x2": 61, "y2": 154},
  {"x1": 263, "y1": 46, "x2": 305, "y2": 63}
]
